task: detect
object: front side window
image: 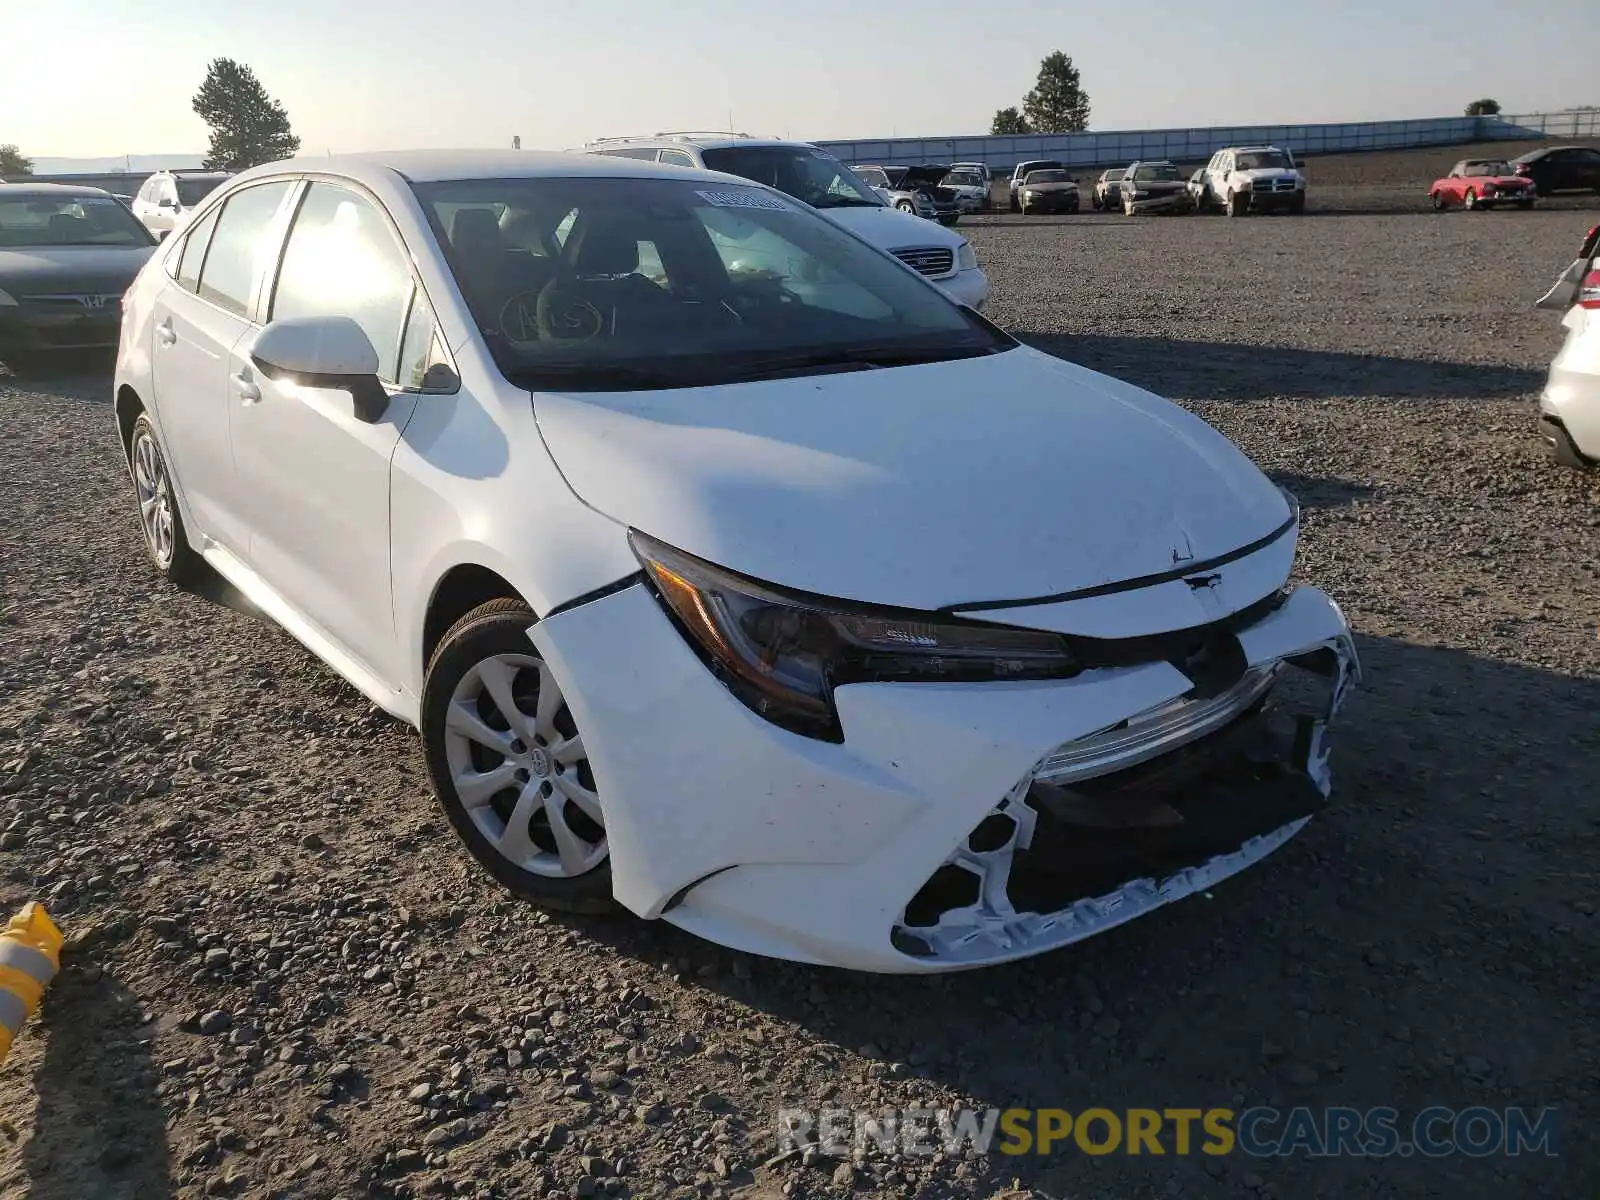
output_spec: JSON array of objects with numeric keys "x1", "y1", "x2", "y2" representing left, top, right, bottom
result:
[
  {"x1": 0, "y1": 193, "x2": 155, "y2": 248},
  {"x1": 197, "y1": 180, "x2": 294, "y2": 316},
  {"x1": 413, "y1": 175, "x2": 1011, "y2": 391},
  {"x1": 271, "y1": 182, "x2": 414, "y2": 380},
  {"x1": 699, "y1": 147, "x2": 882, "y2": 210}
]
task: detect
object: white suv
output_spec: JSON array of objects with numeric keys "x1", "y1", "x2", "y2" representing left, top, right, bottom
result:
[
  {"x1": 109, "y1": 149, "x2": 1356, "y2": 973},
  {"x1": 581, "y1": 134, "x2": 987, "y2": 310},
  {"x1": 130, "y1": 169, "x2": 232, "y2": 239},
  {"x1": 1197, "y1": 147, "x2": 1306, "y2": 216}
]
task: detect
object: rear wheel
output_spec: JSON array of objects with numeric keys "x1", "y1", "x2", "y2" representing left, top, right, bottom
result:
[
  {"x1": 1430, "y1": 191, "x2": 1446, "y2": 211},
  {"x1": 422, "y1": 599, "x2": 614, "y2": 913},
  {"x1": 128, "y1": 414, "x2": 205, "y2": 587}
]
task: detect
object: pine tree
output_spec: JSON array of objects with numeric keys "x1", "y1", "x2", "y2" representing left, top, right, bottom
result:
[
  {"x1": 1022, "y1": 53, "x2": 1091, "y2": 134},
  {"x1": 192, "y1": 59, "x2": 301, "y2": 171}
]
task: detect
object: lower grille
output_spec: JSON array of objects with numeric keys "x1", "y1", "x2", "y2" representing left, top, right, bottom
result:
[{"x1": 892, "y1": 247, "x2": 955, "y2": 277}]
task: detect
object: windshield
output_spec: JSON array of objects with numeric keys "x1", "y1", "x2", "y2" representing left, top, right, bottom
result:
[
  {"x1": 1235, "y1": 151, "x2": 1292, "y2": 171},
  {"x1": 698, "y1": 146, "x2": 883, "y2": 209},
  {"x1": 413, "y1": 176, "x2": 1011, "y2": 391},
  {"x1": 1131, "y1": 163, "x2": 1183, "y2": 182},
  {"x1": 1023, "y1": 170, "x2": 1070, "y2": 185},
  {"x1": 946, "y1": 171, "x2": 984, "y2": 187},
  {"x1": 1103, "y1": 169, "x2": 1126, "y2": 181},
  {"x1": 1464, "y1": 161, "x2": 1513, "y2": 177},
  {"x1": 177, "y1": 177, "x2": 225, "y2": 206},
  {"x1": 0, "y1": 193, "x2": 154, "y2": 248}
]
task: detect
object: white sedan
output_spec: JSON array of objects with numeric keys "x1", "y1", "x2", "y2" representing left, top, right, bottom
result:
[{"x1": 113, "y1": 150, "x2": 1358, "y2": 972}]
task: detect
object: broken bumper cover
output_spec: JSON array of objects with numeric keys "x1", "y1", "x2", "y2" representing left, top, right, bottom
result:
[{"x1": 532, "y1": 582, "x2": 1357, "y2": 973}]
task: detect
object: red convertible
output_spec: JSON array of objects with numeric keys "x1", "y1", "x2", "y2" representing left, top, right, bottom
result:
[{"x1": 1429, "y1": 159, "x2": 1536, "y2": 211}]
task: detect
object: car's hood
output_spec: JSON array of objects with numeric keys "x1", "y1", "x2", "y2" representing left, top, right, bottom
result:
[
  {"x1": 1236, "y1": 168, "x2": 1302, "y2": 185},
  {"x1": 821, "y1": 204, "x2": 962, "y2": 250},
  {"x1": 1475, "y1": 175, "x2": 1532, "y2": 187},
  {"x1": 531, "y1": 346, "x2": 1290, "y2": 610},
  {"x1": 0, "y1": 245, "x2": 154, "y2": 294},
  {"x1": 897, "y1": 166, "x2": 950, "y2": 187}
]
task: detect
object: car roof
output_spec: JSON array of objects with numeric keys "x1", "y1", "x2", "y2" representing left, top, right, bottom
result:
[
  {"x1": 586, "y1": 136, "x2": 818, "y2": 152},
  {"x1": 0, "y1": 182, "x2": 114, "y2": 198},
  {"x1": 1227, "y1": 145, "x2": 1286, "y2": 153},
  {"x1": 229, "y1": 149, "x2": 744, "y2": 190},
  {"x1": 152, "y1": 169, "x2": 232, "y2": 178}
]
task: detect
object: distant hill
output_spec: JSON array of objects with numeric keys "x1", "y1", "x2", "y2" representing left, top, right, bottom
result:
[{"x1": 30, "y1": 154, "x2": 205, "y2": 175}]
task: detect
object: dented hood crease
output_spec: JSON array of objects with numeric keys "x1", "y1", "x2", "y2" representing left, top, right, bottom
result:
[{"x1": 531, "y1": 346, "x2": 1291, "y2": 611}]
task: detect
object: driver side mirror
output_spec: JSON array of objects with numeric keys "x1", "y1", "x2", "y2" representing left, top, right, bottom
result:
[{"x1": 251, "y1": 316, "x2": 390, "y2": 424}]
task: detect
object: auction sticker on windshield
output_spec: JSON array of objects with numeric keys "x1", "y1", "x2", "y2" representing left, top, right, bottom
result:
[{"x1": 696, "y1": 188, "x2": 791, "y2": 211}]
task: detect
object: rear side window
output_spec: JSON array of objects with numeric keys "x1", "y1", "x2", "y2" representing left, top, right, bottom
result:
[
  {"x1": 658, "y1": 149, "x2": 696, "y2": 168},
  {"x1": 271, "y1": 182, "x2": 414, "y2": 381},
  {"x1": 176, "y1": 207, "x2": 220, "y2": 292},
  {"x1": 197, "y1": 181, "x2": 294, "y2": 317}
]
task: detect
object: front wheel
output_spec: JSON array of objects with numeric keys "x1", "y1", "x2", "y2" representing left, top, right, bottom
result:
[
  {"x1": 895, "y1": 199, "x2": 915, "y2": 213},
  {"x1": 1123, "y1": 197, "x2": 1136, "y2": 216},
  {"x1": 128, "y1": 414, "x2": 205, "y2": 587},
  {"x1": 1226, "y1": 191, "x2": 1248, "y2": 217},
  {"x1": 1464, "y1": 189, "x2": 1478, "y2": 210},
  {"x1": 422, "y1": 598, "x2": 615, "y2": 913}
]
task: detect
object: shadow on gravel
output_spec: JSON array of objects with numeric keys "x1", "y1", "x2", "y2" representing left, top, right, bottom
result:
[
  {"x1": 1268, "y1": 470, "x2": 1376, "y2": 510},
  {"x1": 1017, "y1": 332, "x2": 1544, "y2": 402},
  {"x1": 21, "y1": 967, "x2": 172, "y2": 1200},
  {"x1": 0, "y1": 352, "x2": 114, "y2": 403},
  {"x1": 557, "y1": 634, "x2": 1598, "y2": 1198}
]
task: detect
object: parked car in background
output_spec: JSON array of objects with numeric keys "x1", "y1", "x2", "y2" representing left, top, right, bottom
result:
[
  {"x1": 1197, "y1": 147, "x2": 1305, "y2": 216},
  {"x1": 1120, "y1": 161, "x2": 1195, "y2": 214},
  {"x1": 1015, "y1": 169, "x2": 1080, "y2": 215},
  {"x1": 113, "y1": 149, "x2": 1357, "y2": 973},
  {"x1": 940, "y1": 168, "x2": 990, "y2": 213},
  {"x1": 131, "y1": 169, "x2": 232, "y2": 239},
  {"x1": 1008, "y1": 160, "x2": 1064, "y2": 211},
  {"x1": 580, "y1": 136, "x2": 987, "y2": 308},
  {"x1": 1534, "y1": 221, "x2": 1600, "y2": 467},
  {"x1": 0, "y1": 183, "x2": 156, "y2": 360},
  {"x1": 1429, "y1": 160, "x2": 1536, "y2": 211},
  {"x1": 850, "y1": 165, "x2": 937, "y2": 219},
  {"x1": 862, "y1": 166, "x2": 963, "y2": 226},
  {"x1": 1092, "y1": 168, "x2": 1127, "y2": 211},
  {"x1": 1511, "y1": 146, "x2": 1600, "y2": 196}
]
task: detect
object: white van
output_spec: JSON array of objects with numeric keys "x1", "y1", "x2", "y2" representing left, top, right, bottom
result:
[{"x1": 579, "y1": 134, "x2": 988, "y2": 310}]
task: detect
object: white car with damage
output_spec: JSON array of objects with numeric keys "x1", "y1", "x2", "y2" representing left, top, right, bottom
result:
[
  {"x1": 1197, "y1": 146, "x2": 1307, "y2": 216},
  {"x1": 112, "y1": 150, "x2": 1358, "y2": 973}
]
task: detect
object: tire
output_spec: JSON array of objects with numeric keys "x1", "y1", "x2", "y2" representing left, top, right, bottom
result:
[
  {"x1": 127, "y1": 413, "x2": 206, "y2": 588},
  {"x1": 1123, "y1": 197, "x2": 1136, "y2": 216},
  {"x1": 1464, "y1": 189, "x2": 1478, "y2": 210},
  {"x1": 895, "y1": 199, "x2": 915, "y2": 213},
  {"x1": 1226, "y1": 190, "x2": 1247, "y2": 217},
  {"x1": 937, "y1": 214, "x2": 961, "y2": 227},
  {"x1": 1430, "y1": 191, "x2": 1446, "y2": 211},
  {"x1": 1009, "y1": 195, "x2": 1020, "y2": 213},
  {"x1": 1289, "y1": 194, "x2": 1306, "y2": 214},
  {"x1": 422, "y1": 598, "x2": 615, "y2": 914}
]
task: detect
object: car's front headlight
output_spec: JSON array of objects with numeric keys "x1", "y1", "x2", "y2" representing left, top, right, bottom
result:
[
  {"x1": 956, "y1": 241, "x2": 978, "y2": 271},
  {"x1": 631, "y1": 532, "x2": 1079, "y2": 741},
  {"x1": 0, "y1": 288, "x2": 18, "y2": 307}
]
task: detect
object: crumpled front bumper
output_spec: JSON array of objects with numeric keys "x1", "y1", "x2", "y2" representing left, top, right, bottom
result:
[{"x1": 532, "y1": 583, "x2": 1358, "y2": 973}]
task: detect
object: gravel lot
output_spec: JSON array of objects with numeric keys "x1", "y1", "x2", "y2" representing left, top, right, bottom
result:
[{"x1": 1, "y1": 179, "x2": 1598, "y2": 1200}]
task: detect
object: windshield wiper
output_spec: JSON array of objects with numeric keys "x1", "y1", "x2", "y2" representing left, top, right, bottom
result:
[
  {"x1": 505, "y1": 362, "x2": 706, "y2": 391},
  {"x1": 809, "y1": 196, "x2": 883, "y2": 209},
  {"x1": 725, "y1": 343, "x2": 998, "y2": 381}
]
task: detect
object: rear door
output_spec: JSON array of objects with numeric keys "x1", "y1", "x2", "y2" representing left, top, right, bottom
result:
[
  {"x1": 148, "y1": 179, "x2": 297, "y2": 554},
  {"x1": 227, "y1": 179, "x2": 434, "y2": 685}
]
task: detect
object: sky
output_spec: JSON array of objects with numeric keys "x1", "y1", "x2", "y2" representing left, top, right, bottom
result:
[{"x1": 7, "y1": 0, "x2": 1596, "y2": 162}]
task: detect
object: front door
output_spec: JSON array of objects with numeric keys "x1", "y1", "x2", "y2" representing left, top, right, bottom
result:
[{"x1": 228, "y1": 180, "x2": 427, "y2": 686}]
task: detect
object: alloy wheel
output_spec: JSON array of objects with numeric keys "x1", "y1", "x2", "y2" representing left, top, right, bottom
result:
[
  {"x1": 132, "y1": 428, "x2": 176, "y2": 568},
  {"x1": 442, "y1": 652, "x2": 606, "y2": 879}
]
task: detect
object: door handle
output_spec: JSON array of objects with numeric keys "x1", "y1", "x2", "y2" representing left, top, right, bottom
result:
[
  {"x1": 231, "y1": 372, "x2": 262, "y2": 404},
  {"x1": 156, "y1": 320, "x2": 177, "y2": 347}
]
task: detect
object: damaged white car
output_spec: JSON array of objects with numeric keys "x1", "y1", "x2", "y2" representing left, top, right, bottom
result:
[{"x1": 113, "y1": 151, "x2": 1358, "y2": 973}]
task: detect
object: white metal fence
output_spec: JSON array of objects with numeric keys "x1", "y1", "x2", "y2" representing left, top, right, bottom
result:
[{"x1": 813, "y1": 108, "x2": 1600, "y2": 171}]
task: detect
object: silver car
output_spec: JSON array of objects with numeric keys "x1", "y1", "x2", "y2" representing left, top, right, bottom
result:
[
  {"x1": 1535, "y1": 221, "x2": 1600, "y2": 467},
  {"x1": 851, "y1": 165, "x2": 936, "y2": 219}
]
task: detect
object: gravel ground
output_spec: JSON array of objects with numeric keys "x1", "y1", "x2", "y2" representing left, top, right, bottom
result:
[{"x1": 1, "y1": 184, "x2": 1598, "y2": 1200}]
